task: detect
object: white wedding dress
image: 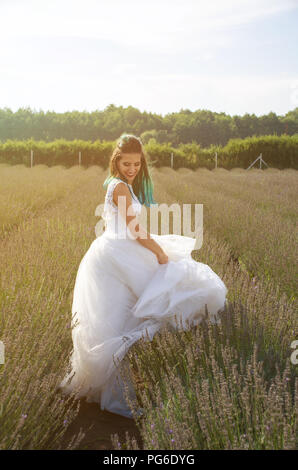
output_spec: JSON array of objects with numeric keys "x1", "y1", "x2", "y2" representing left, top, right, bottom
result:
[{"x1": 58, "y1": 178, "x2": 228, "y2": 418}]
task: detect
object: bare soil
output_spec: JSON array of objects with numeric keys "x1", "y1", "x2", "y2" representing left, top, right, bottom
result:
[{"x1": 59, "y1": 398, "x2": 143, "y2": 450}]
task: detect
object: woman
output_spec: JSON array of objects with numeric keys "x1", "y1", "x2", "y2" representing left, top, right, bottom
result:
[{"x1": 58, "y1": 134, "x2": 227, "y2": 418}]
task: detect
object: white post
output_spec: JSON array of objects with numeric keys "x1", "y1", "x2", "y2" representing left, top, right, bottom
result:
[
  {"x1": 0, "y1": 340, "x2": 4, "y2": 364},
  {"x1": 30, "y1": 150, "x2": 33, "y2": 168},
  {"x1": 215, "y1": 152, "x2": 217, "y2": 169},
  {"x1": 170, "y1": 152, "x2": 173, "y2": 169},
  {"x1": 79, "y1": 151, "x2": 81, "y2": 166},
  {"x1": 259, "y1": 153, "x2": 262, "y2": 169}
]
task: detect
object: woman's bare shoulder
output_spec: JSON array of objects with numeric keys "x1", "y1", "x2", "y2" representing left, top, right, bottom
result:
[
  {"x1": 107, "y1": 179, "x2": 128, "y2": 194},
  {"x1": 112, "y1": 181, "x2": 132, "y2": 206},
  {"x1": 113, "y1": 181, "x2": 130, "y2": 193}
]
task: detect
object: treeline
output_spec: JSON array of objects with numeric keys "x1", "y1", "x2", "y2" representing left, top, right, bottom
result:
[
  {"x1": 0, "y1": 105, "x2": 297, "y2": 147},
  {"x1": 0, "y1": 134, "x2": 297, "y2": 170}
]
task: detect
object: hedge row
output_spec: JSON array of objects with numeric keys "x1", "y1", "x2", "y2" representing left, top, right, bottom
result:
[{"x1": 0, "y1": 134, "x2": 297, "y2": 169}]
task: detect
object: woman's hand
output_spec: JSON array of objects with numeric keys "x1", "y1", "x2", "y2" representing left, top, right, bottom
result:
[{"x1": 156, "y1": 251, "x2": 169, "y2": 264}]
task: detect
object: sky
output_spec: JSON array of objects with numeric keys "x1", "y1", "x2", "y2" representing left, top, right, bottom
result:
[{"x1": 0, "y1": 0, "x2": 297, "y2": 117}]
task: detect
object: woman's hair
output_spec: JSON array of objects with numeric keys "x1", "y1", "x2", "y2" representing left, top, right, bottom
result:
[{"x1": 103, "y1": 133, "x2": 157, "y2": 207}]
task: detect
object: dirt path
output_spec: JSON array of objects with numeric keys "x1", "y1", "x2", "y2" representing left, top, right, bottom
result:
[{"x1": 59, "y1": 398, "x2": 143, "y2": 450}]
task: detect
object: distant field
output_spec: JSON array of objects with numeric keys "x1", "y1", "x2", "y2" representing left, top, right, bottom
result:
[
  {"x1": 0, "y1": 164, "x2": 297, "y2": 450},
  {"x1": 0, "y1": 163, "x2": 98, "y2": 239}
]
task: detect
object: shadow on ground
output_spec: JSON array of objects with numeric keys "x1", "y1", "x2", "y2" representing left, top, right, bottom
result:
[{"x1": 59, "y1": 398, "x2": 143, "y2": 450}]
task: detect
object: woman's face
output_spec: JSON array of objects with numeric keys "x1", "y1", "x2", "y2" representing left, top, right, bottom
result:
[{"x1": 116, "y1": 153, "x2": 142, "y2": 184}]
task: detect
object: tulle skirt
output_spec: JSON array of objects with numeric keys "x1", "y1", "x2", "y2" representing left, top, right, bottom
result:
[{"x1": 58, "y1": 231, "x2": 227, "y2": 418}]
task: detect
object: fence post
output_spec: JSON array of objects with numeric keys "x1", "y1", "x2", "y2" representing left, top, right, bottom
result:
[
  {"x1": 30, "y1": 150, "x2": 33, "y2": 168},
  {"x1": 79, "y1": 151, "x2": 81, "y2": 166},
  {"x1": 246, "y1": 153, "x2": 268, "y2": 170},
  {"x1": 0, "y1": 340, "x2": 4, "y2": 364},
  {"x1": 170, "y1": 152, "x2": 173, "y2": 169},
  {"x1": 215, "y1": 152, "x2": 217, "y2": 169}
]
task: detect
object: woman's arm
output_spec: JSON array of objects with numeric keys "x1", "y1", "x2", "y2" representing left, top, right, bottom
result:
[{"x1": 113, "y1": 183, "x2": 168, "y2": 263}]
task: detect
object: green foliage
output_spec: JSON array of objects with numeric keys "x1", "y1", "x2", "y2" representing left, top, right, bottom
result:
[
  {"x1": 0, "y1": 138, "x2": 114, "y2": 168},
  {"x1": 0, "y1": 105, "x2": 297, "y2": 147},
  {"x1": 0, "y1": 135, "x2": 297, "y2": 169}
]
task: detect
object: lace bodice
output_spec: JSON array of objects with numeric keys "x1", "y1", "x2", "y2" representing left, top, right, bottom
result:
[{"x1": 102, "y1": 178, "x2": 142, "y2": 239}]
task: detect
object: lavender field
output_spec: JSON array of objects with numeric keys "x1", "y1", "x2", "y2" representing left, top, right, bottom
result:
[{"x1": 0, "y1": 164, "x2": 297, "y2": 449}]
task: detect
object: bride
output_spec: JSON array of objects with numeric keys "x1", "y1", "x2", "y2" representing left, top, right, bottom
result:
[{"x1": 58, "y1": 133, "x2": 227, "y2": 418}]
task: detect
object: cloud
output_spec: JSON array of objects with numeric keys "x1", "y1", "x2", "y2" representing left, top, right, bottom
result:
[
  {"x1": 111, "y1": 63, "x2": 138, "y2": 75},
  {"x1": 1, "y1": 0, "x2": 297, "y2": 54}
]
